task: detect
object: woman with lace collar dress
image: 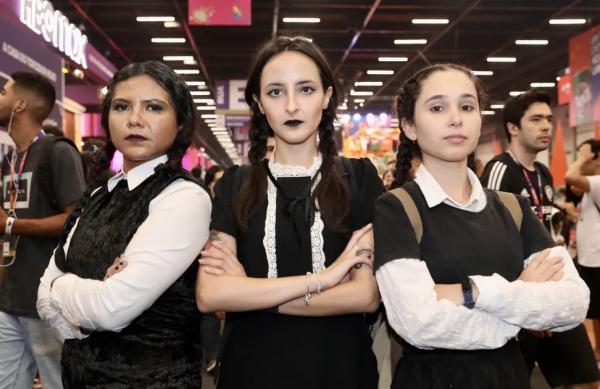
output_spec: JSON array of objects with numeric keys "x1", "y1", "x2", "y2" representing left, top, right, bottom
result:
[
  {"x1": 196, "y1": 36, "x2": 383, "y2": 389},
  {"x1": 36, "y1": 61, "x2": 211, "y2": 388}
]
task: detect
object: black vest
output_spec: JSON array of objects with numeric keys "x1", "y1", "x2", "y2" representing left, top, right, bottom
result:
[{"x1": 59, "y1": 167, "x2": 203, "y2": 388}]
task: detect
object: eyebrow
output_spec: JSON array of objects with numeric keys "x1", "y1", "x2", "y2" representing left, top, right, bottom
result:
[
  {"x1": 424, "y1": 93, "x2": 477, "y2": 103},
  {"x1": 529, "y1": 114, "x2": 553, "y2": 119},
  {"x1": 111, "y1": 97, "x2": 169, "y2": 105},
  {"x1": 264, "y1": 79, "x2": 317, "y2": 88}
]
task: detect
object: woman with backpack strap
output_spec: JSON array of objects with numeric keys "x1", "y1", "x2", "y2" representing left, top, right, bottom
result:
[{"x1": 373, "y1": 63, "x2": 590, "y2": 388}]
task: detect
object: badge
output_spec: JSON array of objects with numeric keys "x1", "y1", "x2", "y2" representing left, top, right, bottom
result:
[{"x1": 545, "y1": 185, "x2": 554, "y2": 201}]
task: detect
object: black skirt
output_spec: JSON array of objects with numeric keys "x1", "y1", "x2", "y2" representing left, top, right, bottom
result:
[
  {"x1": 579, "y1": 265, "x2": 600, "y2": 319},
  {"x1": 391, "y1": 340, "x2": 530, "y2": 389}
]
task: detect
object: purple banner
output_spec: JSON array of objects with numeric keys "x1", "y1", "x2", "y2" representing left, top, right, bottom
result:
[
  {"x1": 215, "y1": 80, "x2": 229, "y2": 109},
  {"x1": 591, "y1": 31, "x2": 600, "y2": 123}
]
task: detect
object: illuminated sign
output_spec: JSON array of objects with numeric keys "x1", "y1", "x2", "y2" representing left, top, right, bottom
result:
[{"x1": 19, "y1": 0, "x2": 88, "y2": 68}]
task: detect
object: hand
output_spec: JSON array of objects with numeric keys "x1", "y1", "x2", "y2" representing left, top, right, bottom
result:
[
  {"x1": 518, "y1": 249, "x2": 564, "y2": 283},
  {"x1": 0, "y1": 209, "x2": 7, "y2": 233},
  {"x1": 199, "y1": 240, "x2": 246, "y2": 277},
  {"x1": 577, "y1": 143, "x2": 594, "y2": 163},
  {"x1": 104, "y1": 255, "x2": 126, "y2": 280},
  {"x1": 434, "y1": 284, "x2": 463, "y2": 305},
  {"x1": 321, "y1": 224, "x2": 373, "y2": 289}
]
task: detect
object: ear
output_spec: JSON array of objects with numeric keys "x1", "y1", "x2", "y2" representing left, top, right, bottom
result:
[
  {"x1": 253, "y1": 94, "x2": 264, "y2": 114},
  {"x1": 401, "y1": 117, "x2": 417, "y2": 141},
  {"x1": 12, "y1": 99, "x2": 26, "y2": 114},
  {"x1": 506, "y1": 122, "x2": 520, "y2": 139},
  {"x1": 323, "y1": 86, "x2": 333, "y2": 109}
]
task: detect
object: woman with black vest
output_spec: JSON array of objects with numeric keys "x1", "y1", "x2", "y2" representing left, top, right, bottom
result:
[
  {"x1": 36, "y1": 61, "x2": 211, "y2": 387},
  {"x1": 373, "y1": 63, "x2": 590, "y2": 388},
  {"x1": 196, "y1": 36, "x2": 382, "y2": 389}
]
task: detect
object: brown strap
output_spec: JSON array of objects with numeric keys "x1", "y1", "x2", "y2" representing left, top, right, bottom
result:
[
  {"x1": 389, "y1": 187, "x2": 423, "y2": 244},
  {"x1": 496, "y1": 191, "x2": 523, "y2": 231}
]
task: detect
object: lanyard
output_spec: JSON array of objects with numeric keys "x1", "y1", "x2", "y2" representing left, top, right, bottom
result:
[
  {"x1": 507, "y1": 150, "x2": 544, "y2": 219},
  {"x1": 6, "y1": 131, "x2": 44, "y2": 213}
]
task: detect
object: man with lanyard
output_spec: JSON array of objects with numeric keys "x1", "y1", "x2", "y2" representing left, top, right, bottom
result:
[
  {"x1": 481, "y1": 89, "x2": 600, "y2": 389},
  {"x1": 0, "y1": 72, "x2": 86, "y2": 388}
]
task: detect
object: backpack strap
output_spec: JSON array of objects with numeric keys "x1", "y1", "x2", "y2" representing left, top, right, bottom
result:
[
  {"x1": 389, "y1": 187, "x2": 423, "y2": 244},
  {"x1": 496, "y1": 190, "x2": 523, "y2": 231},
  {"x1": 36, "y1": 135, "x2": 80, "y2": 212}
]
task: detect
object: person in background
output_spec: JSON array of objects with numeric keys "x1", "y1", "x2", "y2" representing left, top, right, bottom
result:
[
  {"x1": 565, "y1": 139, "x2": 600, "y2": 361},
  {"x1": 205, "y1": 165, "x2": 224, "y2": 199},
  {"x1": 36, "y1": 61, "x2": 211, "y2": 388},
  {"x1": 0, "y1": 71, "x2": 86, "y2": 389}
]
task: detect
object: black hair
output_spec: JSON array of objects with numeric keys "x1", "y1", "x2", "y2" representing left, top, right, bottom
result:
[
  {"x1": 235, "y1": 36, "x2": 350, "y2": 234},
  {"x1": 10, "y1": 71, "x2": 56, "y2": 123},
  {"x1": 204, "y1": 165, "x2": 223, "y2": 189},
  {"x1": 579, "y1": 139, "x2": 600, "y2": 159},
  {"x1": 502, "y1": 89, "x2": 551, "y2": 143},
  {"x1": 392, "y1": 63, "x2": 487, "y2": 188}
]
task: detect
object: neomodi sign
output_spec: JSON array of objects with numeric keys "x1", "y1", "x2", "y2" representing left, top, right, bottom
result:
[{"x1": 19, "y1": 0, "x2": 88, "y2": 68}]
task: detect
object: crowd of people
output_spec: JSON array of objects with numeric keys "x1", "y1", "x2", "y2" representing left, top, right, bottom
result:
[{"x1": 0, "y1": 35, "x2": 598, "y2": 389}]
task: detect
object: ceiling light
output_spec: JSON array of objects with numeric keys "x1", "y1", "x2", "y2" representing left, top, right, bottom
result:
[
  {"x1": 184, "y1": 59, "x2": 197, "y2": 65},
  {"x1": 515, "y1": 39, "x2": 548, "y2": 45},
  {"x1": 191, "y1": 91, "x2": 211, "y2": 96},
  {"x1": 490, "y1": 104, "x2": 505, "y2": 109},
  {"x1": 353, "y1": 98, "x2": 366, "y2": 103},
  {"x1": 194, "y1": 99, "x2": 216, "y2": 104},
  {"x1": 472, "y1": 70, "x2": 494, "y2": 76},
  {"x1": 186, "y1": 81, "x2": 206, "y2": 86},
  {"x1": 354, "y1": 81, "x2": 383, "y2": 87},
  {"x1": 509, "y1": 91, "x2": 525, "y2": 96},
  {"x1": 549, "y1": 18, "x2": 586, "y2": 25},
  {"x1": 282, "y1": 17, "x2": 320, "y2": 23},
  {"x1": 163, "y1": 56, "x2": 194, "y2": 61},
  {"x1": 174, "y1": 69, "x2": 200, "y2": 74},
  {"x1": 164, "y1": 21, "x2": 180, "y2": 28},
  {"x1": 201, "y1": 114, "x2": 217, "y2": 118},
  {"x1": 196, "y1": 106, "x2": 216, "y2": 110},
  {"x1": 412, "y1": 18, "x2": 449, "y2": 24},
  {"x1": 378, "y1": 57, "x2": 408, "y2": 62},
  {"x1": 151, "y1": 37, "x2": 186, "y2": 43},
  {"x1": 137, "y1": 16, "x2": 175, "y2": 22},
  {"x1": 530, "y1": 82, "x2": 556, "y2": 88},
  {"x1": 367, "y1": 70, "x2": 394, "y2": 75},
  {"x1": 337, "y1": 106, "x2": 347, "y2": 111},
  {"x1": 481, "y1": 111, "x2": 495, "y2": 115},
  {"x1": 350, "y1": 90, "x2": 373, "y2": 96},
  {"x1": 487, "y1": 57, "x2": 517, "y2": 63},
  {"x1": 394, "y1": 39, "x2": 427, "y2": 45}
]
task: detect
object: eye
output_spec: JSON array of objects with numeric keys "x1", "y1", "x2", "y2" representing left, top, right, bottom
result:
[
  {"x1": 461, "y1": 104, "x2": 475, "y2": 112},
  {"x1": 112, "y1": 103, "x2": 128, "y2": 111},
  {"x1": 300, "y1": 86, "x2": 315, "y2": 94},
  {"x1": 430, "y1": 105, "x2": 443, "y2": 113},
  {"x1": 147, "y1": 104, "x2": 163, "y2": 112},
  {"x1": 267, "y1": 89, "x2": 282, "y2": 97}
]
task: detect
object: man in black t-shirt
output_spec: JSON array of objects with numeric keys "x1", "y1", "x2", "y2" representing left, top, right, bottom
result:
[
  {"x1": 0, "y1": 72, "x2": 86, "y2": 388},
  {"x1": 481, "y1": 90, "x2": 599, "y2": 389}
]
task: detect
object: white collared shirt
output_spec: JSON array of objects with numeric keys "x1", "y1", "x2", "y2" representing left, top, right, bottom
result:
[
  {"x1": 376, "y1": 164, "x2": 589, "y2": 350},
  {"x1": 37, "y1": 155, "x2": 211, "y2": 338}
]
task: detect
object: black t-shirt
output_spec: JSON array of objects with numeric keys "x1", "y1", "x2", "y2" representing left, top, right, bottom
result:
[
  {"x1": 210, "y1": 158, "x2": 383, "y2": 389},
  {"x1": 481, "y1": 151, "x2": 554, "y2": 229}
]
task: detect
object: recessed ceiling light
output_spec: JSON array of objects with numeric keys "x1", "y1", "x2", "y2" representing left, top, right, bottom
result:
[
  {"x1": 186, "y1": 81, "x2": 206, "y2": 86},
  {"x1": 282, "y1": 17, "x2": 320, "y2": 23},
  {"x1": 481, "y1": 110, "x2": 495, "y2": 115},
  {"x1": 354, "y1": 81, "x2": 383, "y2": 87},
  {"x1": 191, "y1": 91, "x2": 211, "y2": 96},
  {"x1": 509, "y1": 91, "x2": 525, "y2": 96},
  {"x1": 353, "y1": 98, "x2": 366, "y2": 103},
  {"x1": 151, "y1": 37, "x2": 186, "y2": 43},
  {"x1": 530, "y1": 82, "x2": 556, "y2": 88},
  {"x1": 196, "y1": 106, "x2": 216, "y2": 110},
  {"x1": 201, "y1": 114, "x2": 217, "y2": 118},
  {"x1": 394, "y1": 39, "x2": 427, "y2": 45},
  {"x1": 350, "y1": 90, "x2": 373, "y2": 96},
  {"x1": 137, "y1": 16, "x2": 175, "y2": 22},
  {"x1": 378, "y1": 57, "x2": 408, "y2": 62},
  {"x1": 163, "y1": 56, "x2": 194, "y2": 61},
  {"x1": 515, "y1": 39, "x2": 549, "y2": 45},
  {"x1": 174, "y1": 69, "x2": 199, "y2": 74},
  {"x1": 549, "y1": 18, "x2": 586, "y2": 25},
  {"x1": 412, "y1": 18, "x2": 449, "y2": 24},
  {"x1": 194, "y1": 99, "x2": 216, "y2": 104},
  {"x1": 164, "y1": 21, "x2": 180, "y2": 28},
  {"x1": 472, "y1": 70, "x2": 494, "y2": 76},
  {"x1": 487, "y1": 57, "x2": 517, "y2": 63},
  {"x1": 367, "y1": 70, "x2": 394, "y2": 75},
  {"x1": 490, "y1": 104, "x2": 505, "y2": 109}
]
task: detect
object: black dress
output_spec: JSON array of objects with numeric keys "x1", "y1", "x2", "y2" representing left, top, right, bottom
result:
[
  {"x1": 56, "y1": 168, "x2": 203, "y2": 388},
  {"x1": 211, "y1": 158, "x2": 382, "y2": 389},
  {"x1": 374, "y1": 181, "x2": 554, "y2": 389}
]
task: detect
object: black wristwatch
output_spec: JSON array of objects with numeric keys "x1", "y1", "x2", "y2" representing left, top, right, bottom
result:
[{"x1": 462, "y1": 280, "x2": 475, "y2": 309}]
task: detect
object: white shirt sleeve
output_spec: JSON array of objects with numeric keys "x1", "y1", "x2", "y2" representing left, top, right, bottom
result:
[
  {"x1": 42, "y1": 180, "x2": 211, "y2": 332},
  {"x1": 470, "y1": 245, "x2": 589, "y2": 332},
  {"x1": 376, "y1": 258, "x2": 520, "y2": 350}
]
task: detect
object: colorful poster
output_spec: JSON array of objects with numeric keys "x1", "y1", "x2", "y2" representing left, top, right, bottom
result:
[
  {"x1": 189, "y1": 0, "x2": 251, "y2": 26},
  {"x1": 557, "y1": 74, "x2": 572, "y2": 106},
  {"x1": 591, "y1": 31, "x2": 600, "y2": 125},
  {"x1": 215, "y1": 79, "x2": 247, "y2": 110},
  {"x1": 569, "y1": 24, "x2": 600, "y2": 127}
]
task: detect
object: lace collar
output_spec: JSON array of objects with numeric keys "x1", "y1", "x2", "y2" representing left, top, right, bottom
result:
[{"x1": 268, "y1": 153, "x2": 322, "y2": 178}]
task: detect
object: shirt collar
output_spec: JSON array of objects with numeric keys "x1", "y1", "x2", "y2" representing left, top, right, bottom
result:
[
  {"x1": 414, "y1": 164, "x2": 486, "y2": 211},
  {"x1": 107, "y1": 155, "x2": 168, "y2": 192}
]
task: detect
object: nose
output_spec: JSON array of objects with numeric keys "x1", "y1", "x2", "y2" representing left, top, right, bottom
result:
[
  {"x1": 285, "y1": 93, "x2": 299, "y2": 114},
  {"x1": 127, "y1": 105, "x2": 143, "y2": 128},
  {"x1": 448, "y1": 106, "x2": 463, "y2": 128}
]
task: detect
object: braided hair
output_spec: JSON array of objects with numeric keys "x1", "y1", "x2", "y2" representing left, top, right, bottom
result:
[
  {"x1": 234, "y1": 36, "x2": 350, "y2": 234},
  {"x1": 392, "y1": 63, "x2": 487, "y2": 188},
  {"x1": 57, "y1": 61, "x2": 196, "y2": 250}
]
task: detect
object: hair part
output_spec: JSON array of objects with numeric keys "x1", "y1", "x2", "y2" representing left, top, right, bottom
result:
[
  {"x1": 502, "y1": 89, "x2": 551, "y2": 143},
  {"x1": 234, "y1": 36, "x2": 350, "y2": 234},
  {"x1": 391, "y1": 63, "x2": 487, "y2": 188},
  {"x1": 10, "y1": 71, "x2": 56, "y2": 123}
]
